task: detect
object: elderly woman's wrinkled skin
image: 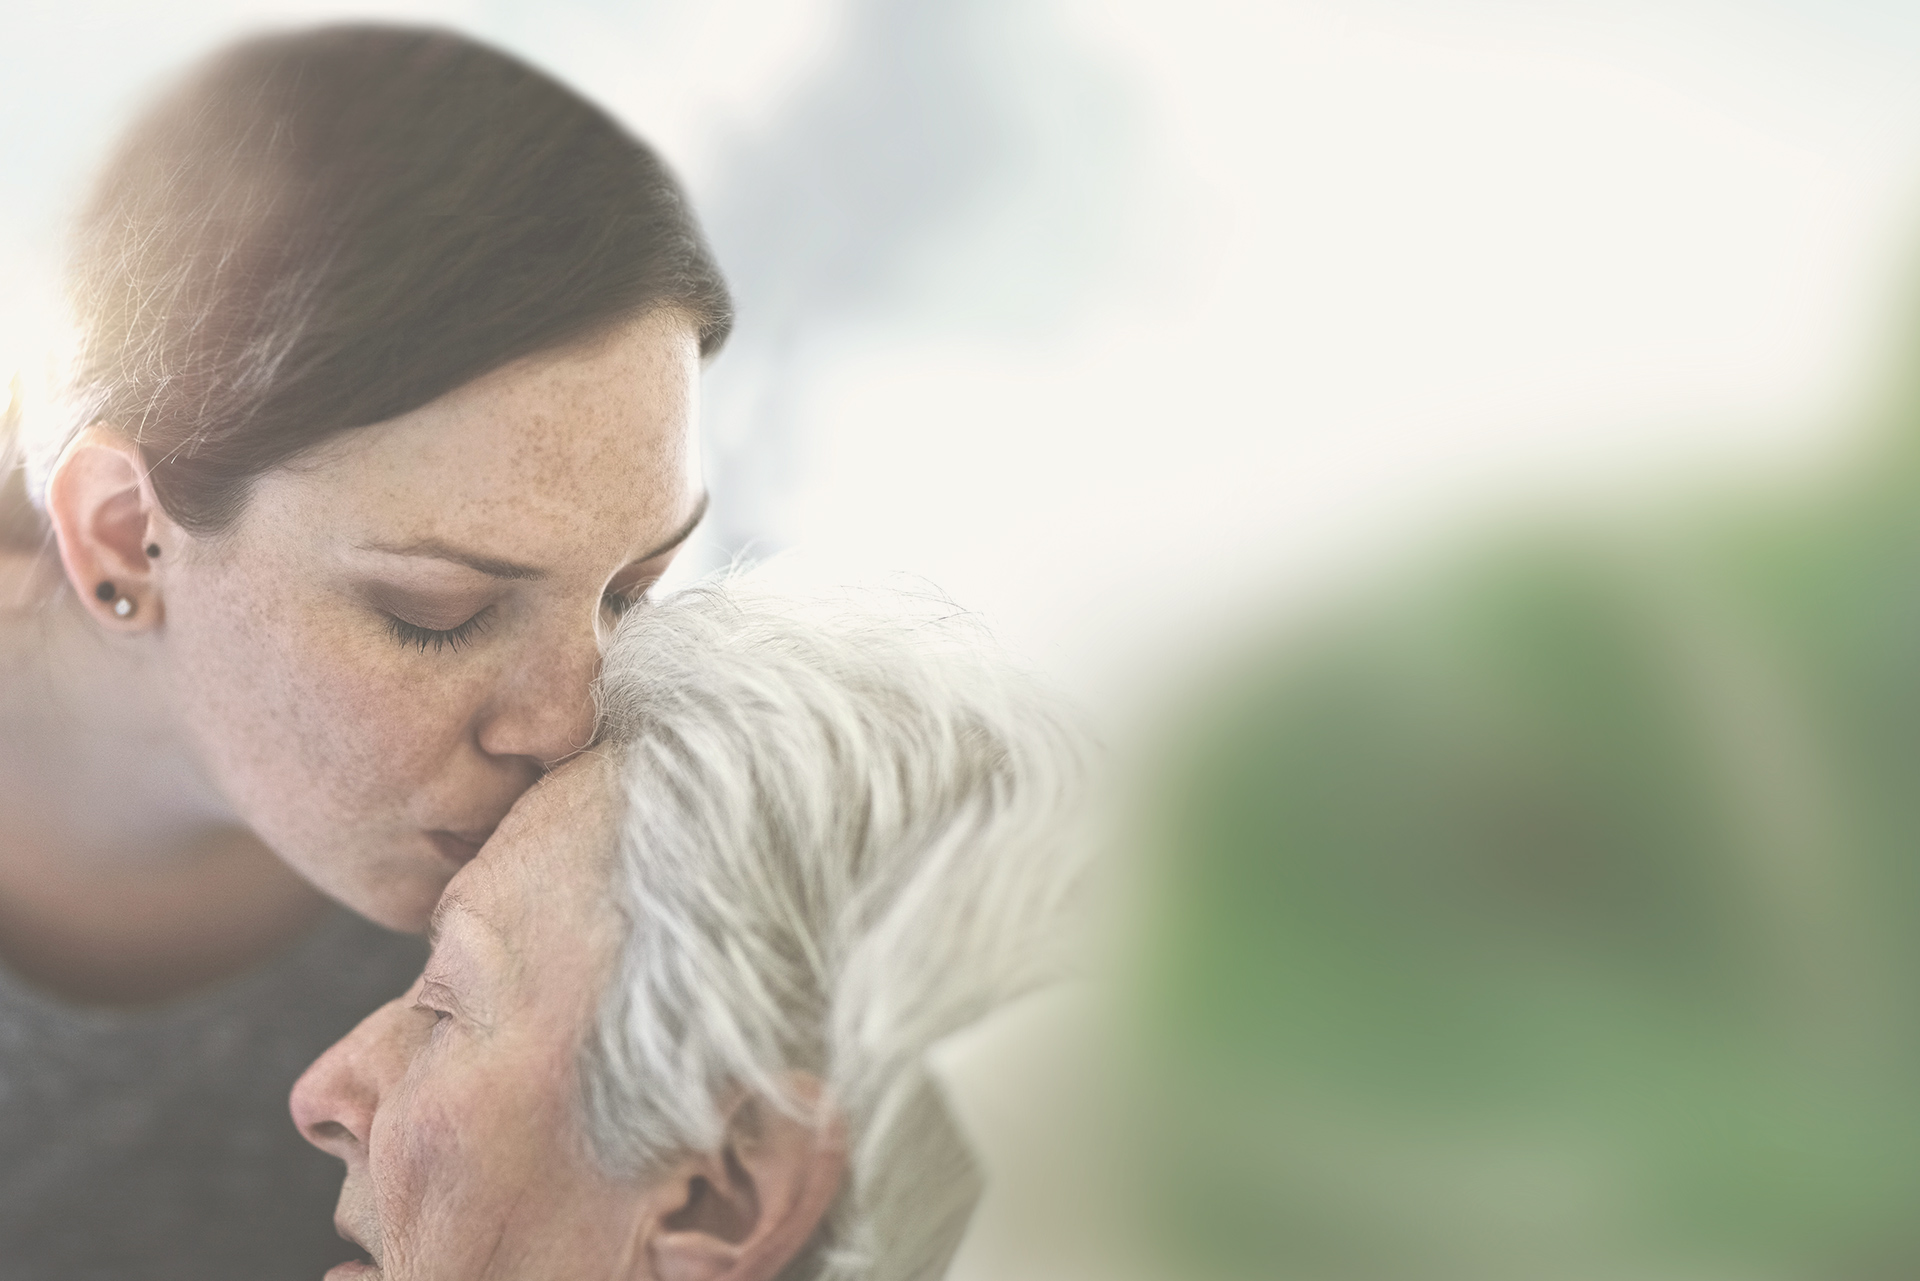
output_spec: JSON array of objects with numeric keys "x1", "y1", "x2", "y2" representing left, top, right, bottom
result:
[{"x1": 290, "y1": 757, "x2": 843, "y2": 1281}]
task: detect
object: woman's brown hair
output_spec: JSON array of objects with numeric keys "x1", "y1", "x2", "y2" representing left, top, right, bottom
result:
[{"x1": 8, "y1": 22, "x2": 730, "y2": 541}]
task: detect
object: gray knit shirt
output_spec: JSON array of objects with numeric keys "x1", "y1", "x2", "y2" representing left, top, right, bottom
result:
[{"x1": 0, "y1": 907, "x2": 425, "y2": 1279}]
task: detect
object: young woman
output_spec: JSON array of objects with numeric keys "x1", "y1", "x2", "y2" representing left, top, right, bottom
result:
[{"x1": 0, "y1": 25, "x2": 728, "y2": 1279}]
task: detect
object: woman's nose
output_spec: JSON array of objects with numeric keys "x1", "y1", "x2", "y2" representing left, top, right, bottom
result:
[
  {"x1": 290, "y1": 998, "x2": 405, "y2": 1162},
  {"x1": 475, "y1": 631, "x2": 600, "y2": 767}
]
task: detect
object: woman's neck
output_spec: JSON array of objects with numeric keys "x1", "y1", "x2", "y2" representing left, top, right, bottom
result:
[{"x1": 0, "y1": 551, "x2": 334, "y2": 1007}]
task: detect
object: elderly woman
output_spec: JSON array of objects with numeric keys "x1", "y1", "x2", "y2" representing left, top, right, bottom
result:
[{"x1": 290, "y1": 577, "x2": 1094, "y2": 1281}]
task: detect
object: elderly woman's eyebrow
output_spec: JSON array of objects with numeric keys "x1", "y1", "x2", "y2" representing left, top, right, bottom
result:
[
  {"x1": 425, "y1": 893, "x2": 461, "y2": 951},
  {"x1": 426, "y1": 888, "x2": 516, "y2": 966}
]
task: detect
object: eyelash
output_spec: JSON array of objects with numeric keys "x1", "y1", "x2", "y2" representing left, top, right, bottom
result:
[
  {"x1": 387, "y1": 584, "x2": 652, "y2": 654},
  {"x1": 388, "y1": 608, "x2": 493, "y2": 654}
]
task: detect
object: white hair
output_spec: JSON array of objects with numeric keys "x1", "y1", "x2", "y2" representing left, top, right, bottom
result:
[{"x1": 579, "y1": 572, "x2": 1096, "y2": 1281}]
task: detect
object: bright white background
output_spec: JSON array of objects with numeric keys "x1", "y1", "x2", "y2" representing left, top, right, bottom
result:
[{"x1": 8, "y1": 0, "x2": 1920, "y2": 702}]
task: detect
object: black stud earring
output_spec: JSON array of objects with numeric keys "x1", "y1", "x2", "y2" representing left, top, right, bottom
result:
[
  {"x1": 145, "y1": 543, "x2": 160, "y2": 558},
  {"x1": 95, "y1": 580, "x2": 135, "y2": 618}
]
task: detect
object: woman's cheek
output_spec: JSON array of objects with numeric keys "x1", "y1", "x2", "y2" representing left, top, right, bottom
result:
[
  {"x1": 200, "y1": 582, "x2": 471, "y2": 828},
  {"x1": 292, "y1": 628, "x2": 490, "y2": 801}
]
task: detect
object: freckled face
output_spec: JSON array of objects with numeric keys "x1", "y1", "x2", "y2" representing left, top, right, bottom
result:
[
  {"x1": 291, "y1": 758, "x2": 637, "y2": 1279},
  {"x1": 153, "y1": 310, "x2": 702, "y2": 931}
]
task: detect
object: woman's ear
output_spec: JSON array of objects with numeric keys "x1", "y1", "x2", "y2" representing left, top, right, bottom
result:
[
  {"x1": 644, "y1": 1079, "x2": 847, "y2": 1281},
  {"x1": 44, "y1": 425, "x2": 170, "y2": 630}
]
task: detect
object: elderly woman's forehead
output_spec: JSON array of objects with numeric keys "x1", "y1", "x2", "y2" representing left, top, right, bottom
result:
[
  {"x1": 485, "y1": 756, "x2": 621, "y2": 889},
  {"x1": 440, "y1": 760, "x2": 619, "y2": 946},
  {"x1": 518, "y1": 753, "x2": 619, "y2": 826}
]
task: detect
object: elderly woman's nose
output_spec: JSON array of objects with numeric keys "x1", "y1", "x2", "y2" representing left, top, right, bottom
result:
[
  {"x1": 290, "y1": 1000, "x2": 402, "y2": 1160},
  {"x1": 476, "y1": 631, "x2": 600, "y2": 768}
]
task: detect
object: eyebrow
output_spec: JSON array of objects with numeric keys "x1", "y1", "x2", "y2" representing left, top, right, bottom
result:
[
  {"x1": 641, "y1": 492, "x2": 709, "y2": 564},
  {"x1": 357, "y1": 538, "x2": 548, "y2": 581},
  {"x1": 426, "y1": 888, "x2": 472, "y2": 952},
  {"x1": 426, "y1": 886, "x2": 515, "y2": 964},
  {"x1": 358, "y1": 492, "x2": 710, "y2": 582},
  {"x1": 430, "y1": 883, "x2": 526, "y2": 971}
]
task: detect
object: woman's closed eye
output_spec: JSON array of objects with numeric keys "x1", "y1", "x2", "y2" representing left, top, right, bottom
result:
[
  {"x1": 373, "y1": 570, "x2": 657, "y2": 654},
  {"x1": 388, "y1": 607, "x2": 494, "y2": 654}
]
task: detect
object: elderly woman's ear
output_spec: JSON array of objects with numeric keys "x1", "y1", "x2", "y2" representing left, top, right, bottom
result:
[{"x1": 644, "y1": 1080, "x2": 847, "y2": 1281}]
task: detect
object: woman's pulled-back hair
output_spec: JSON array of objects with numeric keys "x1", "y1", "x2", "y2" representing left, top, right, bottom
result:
[{"x1": 49, "y1": 23, "x2": 731, "y2": 535}]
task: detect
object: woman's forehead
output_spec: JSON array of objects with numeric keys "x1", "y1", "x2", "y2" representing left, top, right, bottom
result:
[
  {"x1": 309, "y1": 316, "x2": 696, "y2": 496},
  {"x1": 236, "y1": 321, "x2": 703, "y2": 577}
]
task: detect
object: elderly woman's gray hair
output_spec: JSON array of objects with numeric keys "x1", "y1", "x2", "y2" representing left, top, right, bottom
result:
[{"x1": 580, "y1": 574, "x2": 1096, "y2": 1281}]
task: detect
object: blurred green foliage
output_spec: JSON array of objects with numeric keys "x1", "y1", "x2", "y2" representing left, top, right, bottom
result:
[{"x1": 1125, "y1": 481, "x2": 1920, "y2": 1279}]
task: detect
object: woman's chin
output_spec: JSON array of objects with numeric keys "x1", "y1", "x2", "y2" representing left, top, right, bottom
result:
[{"x1": 311, "y1": 851, "x2": 454, "y2": 935}]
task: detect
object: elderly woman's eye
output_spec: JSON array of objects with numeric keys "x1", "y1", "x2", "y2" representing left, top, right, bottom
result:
[
  {"x1": 412, "y1": 980, "x2": 458, "y2": 1024},
  {"x1": 411, "y1": 995, "x2": 451, "y2": 1022}
]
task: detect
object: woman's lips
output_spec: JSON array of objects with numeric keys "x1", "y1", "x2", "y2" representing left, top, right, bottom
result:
[{"x1": 427, "y1": 829, "x2": 492, "y2": 867}]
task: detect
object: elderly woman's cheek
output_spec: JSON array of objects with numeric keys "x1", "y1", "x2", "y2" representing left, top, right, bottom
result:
[{"x1": 382, "y1": 1071, "x2": 509, "y2": 1273}]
